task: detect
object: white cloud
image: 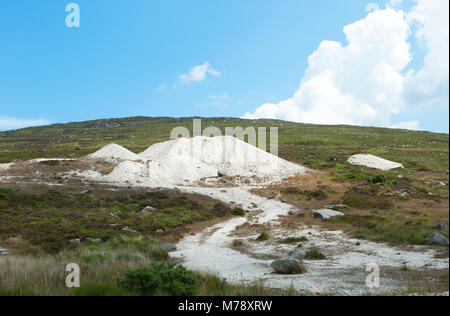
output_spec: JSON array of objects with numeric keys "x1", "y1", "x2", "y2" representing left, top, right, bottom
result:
[
  {"x1": 391, "y1": 120, "x2": 420, "y2": 130},
  {"x1": 199, "y1": 93, "x2": 230, "y2": 109},
  {"x1": 179, "y1": 62, "x2": 221, "y2": 84},
  {"x1": 243, "y1": 0, "x2": 449, "y2": 131},
  {"x1": 366, "y1": 3, "x2": 380, "y2": 12},
  {"x1": 0, "y1": 117, "x2": 50, "y2": 131}
]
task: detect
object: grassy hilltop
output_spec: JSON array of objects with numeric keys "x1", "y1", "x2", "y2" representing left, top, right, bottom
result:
[{"x1": 0, "y1": 116, "x2": 448, "y2": 171}]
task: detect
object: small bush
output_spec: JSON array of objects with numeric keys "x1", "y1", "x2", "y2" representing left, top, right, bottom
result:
[
  {"x1": 256, "y1": 232, "x2": 269, "y2": 241},
  {"x1": 368, "y1": 174, "x2": 386, "y2": 184},
  {"x1": 305, "y1": 249, "x2": 326, "y2": 260},
  {"x1": 118, "y1": 263, "x2": 199, "y2": 296},
  {"x1": 283, "y1": 237, "x2": 308, "y2": 244},
  {"x1": 231, "y1": 208, "x2": 246, "y2": 216},
  {"x1": 0, "y1": 188, "x2": 12, "y2": 200}
]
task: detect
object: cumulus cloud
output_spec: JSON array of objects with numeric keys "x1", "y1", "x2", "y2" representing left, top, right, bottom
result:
[
  {"x1": 243, "y1": 0, "x2": 449, "y2": 130},
  {"x1": 0, "y1": 117, "x2": 50, "y2": 131},
  {"x1": 179, "y1": 62, "x2": 221, "y2": 84},
  {"x1": 404, "y1": 0, "x2": 449, "y2": 110}
]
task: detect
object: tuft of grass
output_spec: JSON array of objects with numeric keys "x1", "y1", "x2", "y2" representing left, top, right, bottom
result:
[
  {"x1": 304, "y1": 249, "x2": 326, "y2": 260},
  {"x1": 256, "y1": 232, "x2": 269, "y2": 241},
  {"x1": 231, "y1": 208, "x2": 246, "y2": 216},
  {"x1": 283, "y1": 237, "x2": 308, "y2": 244}
]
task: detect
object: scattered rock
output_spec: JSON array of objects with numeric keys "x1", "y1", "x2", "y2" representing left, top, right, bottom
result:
[
  {"x1": 271, "y1": 258, "x2": 304, "y2": 274},
  {"x1": 155, "y1": 229, "x2": 164, "y2": 234},
  {"x1": 428, "y1": 233, "x2": 449, "y2": 246},
  {"x1": 288, "y1": 211, "x2": 294, "y2": 216},
  {"x1": 328, "y1": 156, "x2": 338, "y2": 162},
  {"x1": 140, "y1": 206, "x2": 159, "y2": 214},
  {"x1": 81, "y1": 189, "x2": 93, "y2": 194},
  {"x1": 0, "y1": 247, "x2": 9, "y2": 256},
  {"x1": 312, "y1": 209, "x2": 344, "y2": 220},
  {"x1": 290, "y1": 249, "x2": 307, "y2": 260},
  {"x1": 436, "y1": 223, "x2": 449, "y2": 230},
  {"x1": 160, "y1": 242, "x2": 176, "y2": 252},
  {"x1": 121, "y1": 226, "x2": 138, "y2": 233},
  {"x1": 69, "y1": 238, "x2": 81, "y2": 244},
  {"x1": 325, "y1": 204, "x2": 349, "y2": 211},
  {"x1": 217, "y1": 171, "x2": 225, "y2": 178},
  {"x1": 438, "y1": 182, "x2": 447, "y2": 186},
  {"x1": 396, "y1": 189, "x2": 411, "y2": 197}
]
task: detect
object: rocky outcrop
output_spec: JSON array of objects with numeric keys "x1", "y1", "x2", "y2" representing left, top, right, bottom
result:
[
  {"x1": 312, "y1": 209, "x2": 344, "y2": 220},
  {"x1": 271, "y1": 258, "x2": 304, "y2": 274},
  {"x1": 0, "y1": 247, "x2": 9, "y2": 256},
  {"x1": 160, "y1": 242, "x2": 177, "y2": 252},
  {"x1": 290, "y1": 249, "x2": 307, "y2": 260},
  {"x1": 428, "y1": 233, "x2": 449, "y2": 246},
  {"x1": 140, "y1": 206, "x2": 159, "y2": 214}
]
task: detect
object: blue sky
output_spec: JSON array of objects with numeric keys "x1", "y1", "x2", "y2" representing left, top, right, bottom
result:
[{"x1": 0, "y1": 0, "x2": 448, "y2": 132}]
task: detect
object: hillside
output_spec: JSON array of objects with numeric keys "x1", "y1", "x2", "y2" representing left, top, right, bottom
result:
[{"x1": 0, "y1": 117, "x2": 448, "y2": 296}]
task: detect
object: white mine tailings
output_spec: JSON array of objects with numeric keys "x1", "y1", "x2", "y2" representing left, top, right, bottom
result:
[
  {"x1": 0, "y1": 163, "x2": 12, "y2": 171},
  {"x1": 86, "y1": 143, "x2": 143, "y2": 163},
  {"x1": 81, "y1": 136, "x2": 308, "y2": 187},
  {"x1": 348, "y1": 154, "x2": 404, "y2": 171}
]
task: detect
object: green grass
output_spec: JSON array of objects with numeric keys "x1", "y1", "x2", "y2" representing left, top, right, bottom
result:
[
  {"x1": 329, "y1": 214, "x2": 449, "y2": 246},
  {"x1": 282, "y1": 237, "x2": 308, "y2": 244},
  {"x1": 0, "y1": 189, "x2": 225, "y2": 254},
  {"x1": 0, "y1": 235, "x2": 299, "y2": 296},
  {"x1": 304, "y1": 249, "x2": 326, "y2": 260},
  {"x1": 256, "y1": 232, "x2": 269, "y2": 241}
]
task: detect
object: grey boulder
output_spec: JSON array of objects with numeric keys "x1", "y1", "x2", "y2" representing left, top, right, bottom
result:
[
  {"x1": 428, "y1": 233, "x2": 449, "y2": 246},
  {"x1": 140, "y1": 206, "x2": 159, "y2": 214},
  {"x1": 0, "y1": 247, "x2": 9, "y2": 256},
  {"x1": 312, "y1": 209, "x2": 344, "y2": 220},
  {"x1": 436, "y1": 223, "x2": 449, "y2": 230},
  {"x1": 271, "y1": 258, "x2": 304, "y2": 274},
  {"x1": 160, "y1": 242, "x2": 177, "y2": 252},
  {"x1": 290, "y1": 249, "x2": 307, "y2": 260}
]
